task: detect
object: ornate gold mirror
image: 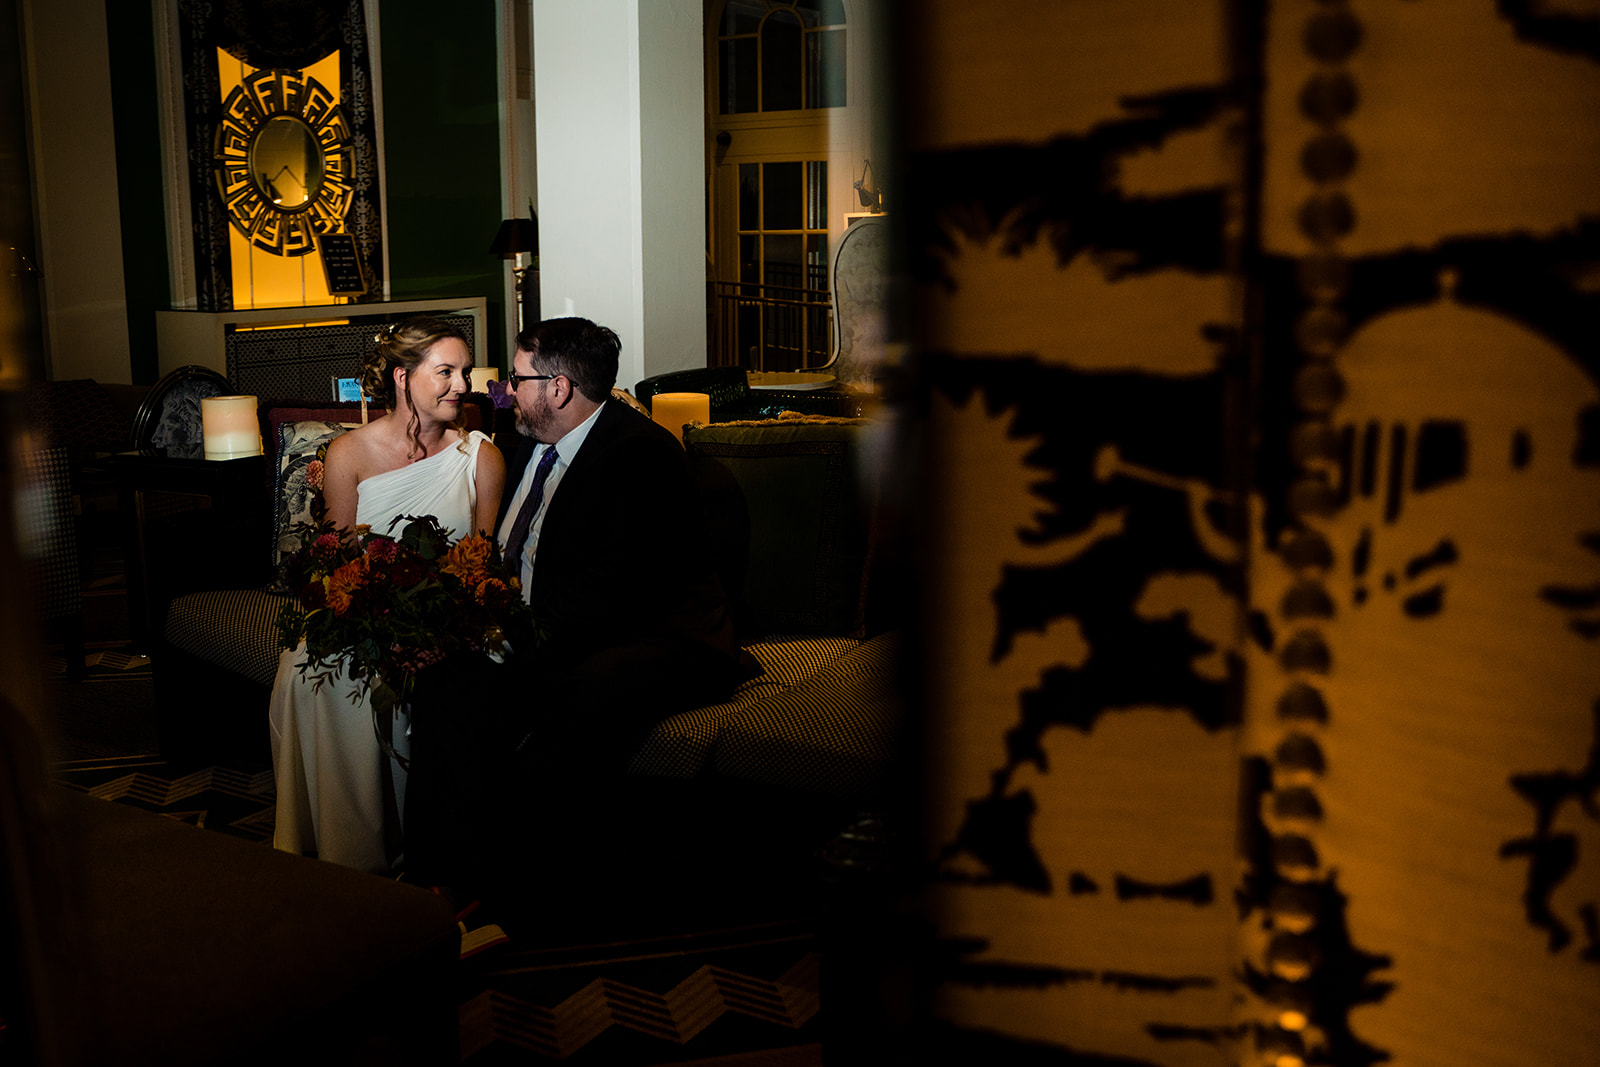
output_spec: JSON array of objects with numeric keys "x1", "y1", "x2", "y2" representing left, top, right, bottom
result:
[
  {"x1": 214, "y1": 68, "x2": 354, "y2": 256},
  {"x1": 249, "y1": 115, "x2": 324, "y2": 209}
]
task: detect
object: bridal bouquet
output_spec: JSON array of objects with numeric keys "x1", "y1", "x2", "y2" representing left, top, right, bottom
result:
[{"x1": 275, "y1": 512, "x2": 536, "y2": 706}]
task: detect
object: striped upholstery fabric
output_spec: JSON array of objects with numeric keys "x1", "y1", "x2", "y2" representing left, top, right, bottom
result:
[
  {"x1": 163, "y1": 587, "x2": 294, "y2": 688},
  {"x1": 628, "y1": 636, "x2": 863, "y2": 779},
  {"x1": 712, "y1": 632, "x2": 900, "y2": 797},
  {"x1": 20, "y1": 447, "x2": 81, "y2": 620},
  {"x1": 740, "y1": 636, "x2": 864, "y2": 685}
]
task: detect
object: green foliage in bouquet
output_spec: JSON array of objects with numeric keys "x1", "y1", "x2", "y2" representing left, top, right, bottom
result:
[{"x1": 275, "y1": 513, "x2": 538, "y2": 706}]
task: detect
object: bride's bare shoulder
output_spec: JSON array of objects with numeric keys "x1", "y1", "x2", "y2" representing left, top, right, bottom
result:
[{"x1": 326, "y1": 416, "x2": 393, "y2": 467}]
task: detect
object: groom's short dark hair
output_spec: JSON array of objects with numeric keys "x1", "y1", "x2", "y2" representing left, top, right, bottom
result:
[{"x1": 516, "y1": 317, "x2": 619, "y2": 402}]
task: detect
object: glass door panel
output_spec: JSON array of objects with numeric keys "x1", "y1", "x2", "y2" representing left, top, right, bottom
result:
[{"x1": 728, "y1": 160, "x2": 829, "y2": 370}]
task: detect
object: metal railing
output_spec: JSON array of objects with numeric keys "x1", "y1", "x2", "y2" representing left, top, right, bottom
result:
[{"x1": 710, "y1": 280, "x2": 832, "y2": 371}]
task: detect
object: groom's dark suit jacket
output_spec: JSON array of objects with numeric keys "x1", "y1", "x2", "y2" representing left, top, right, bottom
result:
[
  {"x1": 406, "y1": 399, "x2": 749, "y2": 892},
  {"x1": 496, "y1": 399, "x2": 747, "y2": 744}
]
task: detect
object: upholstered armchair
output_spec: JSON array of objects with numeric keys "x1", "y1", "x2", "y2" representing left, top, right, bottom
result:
[{"x1": 129, "y1": 365, "x2": 232, "y2": 453}]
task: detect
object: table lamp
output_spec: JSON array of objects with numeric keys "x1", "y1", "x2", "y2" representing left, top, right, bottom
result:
[
  {"x1": 201, "y1": 395, "x2": 262, "y2": 460},
  {"x1": 490, "y1": 214, "x2": 539, "y2": 328}
]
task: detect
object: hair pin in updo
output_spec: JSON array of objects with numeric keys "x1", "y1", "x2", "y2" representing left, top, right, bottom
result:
[{"x1": 373, "y1": 323, "x2": 396, "y2": 345}]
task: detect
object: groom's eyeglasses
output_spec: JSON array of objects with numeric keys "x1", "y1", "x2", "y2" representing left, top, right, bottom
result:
[{"x1": 507, "y1": 372, "x2": 557, "y2": 390}]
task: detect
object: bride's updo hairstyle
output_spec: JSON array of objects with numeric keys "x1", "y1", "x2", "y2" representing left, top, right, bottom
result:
[{"x1": 361, "y1": 316, "x2": 470, "y2": 458}]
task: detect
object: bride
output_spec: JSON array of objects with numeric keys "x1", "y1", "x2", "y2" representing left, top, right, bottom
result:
[{"x1": 269, "y1": 316, "x2": 505, "y2": 873}]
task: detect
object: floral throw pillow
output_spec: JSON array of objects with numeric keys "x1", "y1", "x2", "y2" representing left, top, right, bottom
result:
[{"x1": 272, "y1": 420, "x2": 353, "y2": 582}]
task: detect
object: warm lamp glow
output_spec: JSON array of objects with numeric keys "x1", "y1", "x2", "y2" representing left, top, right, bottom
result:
[
  {"x1": 468, "y1": 366, "x2": 500, "y2": 393},
  {"x1": 650, "y1": 392, "x2": 710, "y2": 446},
  {"x1": 201, "y1": 395, "x2": 262, "y2": 459}
]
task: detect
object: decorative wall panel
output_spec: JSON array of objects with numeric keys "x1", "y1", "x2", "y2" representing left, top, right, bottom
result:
[
  {"x1": 176, "y1": 0, "x2": 384, "y2": 311},
  {"x1": 904, "y1": 1, "x2": 1600, "y2": 1064},
  {"x1": 905, "y1": 2, "x2": 1251, "y2": 1062},
  {"x1": 1238, "y1": 2, "x2": 1600, "y2": 1064}
]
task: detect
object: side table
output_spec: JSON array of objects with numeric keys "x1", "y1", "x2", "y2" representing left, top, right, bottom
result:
[{"x1": 99, "y1": 449, "x2": 269, "y2": 653}]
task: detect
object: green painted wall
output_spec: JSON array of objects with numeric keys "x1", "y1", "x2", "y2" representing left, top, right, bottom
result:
[{"x1": 378, "y1": 0, "x2": 507, "y2": 370}]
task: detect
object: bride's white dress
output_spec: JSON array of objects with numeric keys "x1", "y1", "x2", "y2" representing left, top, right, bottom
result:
[{"x1": 269, "y1": 430, "x2": 489, "y2": 872}]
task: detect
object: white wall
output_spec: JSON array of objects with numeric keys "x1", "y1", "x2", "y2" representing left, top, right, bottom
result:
[
  {"x1": 636, "y1": 2, "x2": 707, "y2": 384},
  {"x1": 22, "y1": 0, "x2": 130, "y2": 382},
  {"x1": 532, "y1": 0, "x2": 705, "y2": 391}
]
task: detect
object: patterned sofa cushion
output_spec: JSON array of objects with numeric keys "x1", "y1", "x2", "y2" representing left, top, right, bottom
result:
[
  {"x1": 163, "y1": 587, "x2": 294, "y2": 688},
  {"x1": 628, "y1": 636, "x2": 863, "y2": 779}
]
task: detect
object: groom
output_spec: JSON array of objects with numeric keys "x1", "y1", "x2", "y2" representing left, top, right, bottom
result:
[
  {"x1": 496, "y1": 316, "x2": 748, "y2": 752},
  {"x1": 404, "y1": 317, "x2": 750, "y2": 904}
]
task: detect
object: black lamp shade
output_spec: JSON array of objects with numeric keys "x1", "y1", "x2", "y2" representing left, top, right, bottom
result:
[{"x1": 489, "y1": 216, "x2": 539, "y2": 257}]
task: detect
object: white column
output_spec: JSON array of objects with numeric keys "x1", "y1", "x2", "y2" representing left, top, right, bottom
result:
[{"x1": 532, "y1": 0, "x2": 705, "y2": 391}]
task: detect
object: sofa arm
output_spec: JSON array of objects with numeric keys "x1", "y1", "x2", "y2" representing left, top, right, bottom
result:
[
  {"x1": 712, "y1": 631, "x2": 901, "y2": 798},
  {"x1": 628, "y1": 636, "x2": 864, "y2": 779},
  {"x1": 629, "y1": 632, "x2": 900, "y2": 800},
  {"x1": 164, "y1": 587, "x2": 293, "y2": 688},
  {"x1": 42, "y1": 788, "x2": 460, "y2": 1063}
]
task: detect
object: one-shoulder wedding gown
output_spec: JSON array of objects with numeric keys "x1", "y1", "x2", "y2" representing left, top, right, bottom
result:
[{"x1": 268, "y1": 430, "x2": 489, "y2": 872}]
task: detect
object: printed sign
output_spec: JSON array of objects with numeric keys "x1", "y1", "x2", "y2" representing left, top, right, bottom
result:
[{"x1": 316, "y1": 232, "x2": 367, "y2": 295}]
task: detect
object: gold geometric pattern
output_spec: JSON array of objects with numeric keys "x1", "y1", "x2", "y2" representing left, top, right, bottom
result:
[{"x1": 214, "y1": 68, "x2": 354, "y2": 256}]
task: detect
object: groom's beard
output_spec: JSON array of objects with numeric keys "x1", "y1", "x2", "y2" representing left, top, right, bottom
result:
[{"x1": 514, "y1": 388, "x2": 554, "y2": 441}]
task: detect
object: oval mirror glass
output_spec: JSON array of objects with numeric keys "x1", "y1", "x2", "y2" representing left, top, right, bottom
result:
[{"x1": 249, "y1": 115, "x2": 324, "y2": 210}]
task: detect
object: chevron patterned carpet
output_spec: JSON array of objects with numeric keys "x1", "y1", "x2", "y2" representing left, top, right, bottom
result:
[
  {"x1": 458, "y1": 919, "x2": 824, "y2": 1064},
  {"x1": 54, "y1": 755, "x2": 276, "y2": 840},
  {"x1": 44, "y1": 646, "x2": 153, "y2": 680}
]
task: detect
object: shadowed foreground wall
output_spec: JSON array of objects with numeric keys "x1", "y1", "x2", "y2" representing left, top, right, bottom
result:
[{"x1": 904, "y1": 2, "x2": 1600, "y2": 1064}]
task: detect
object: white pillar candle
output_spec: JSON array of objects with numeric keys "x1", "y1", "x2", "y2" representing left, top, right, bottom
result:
[
  {"x1": 650, "y1": 391, "x2": 710, "y2": 446},
  {"x1": 201, "y1": 395, "x2": 262, "y2": 459}
]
